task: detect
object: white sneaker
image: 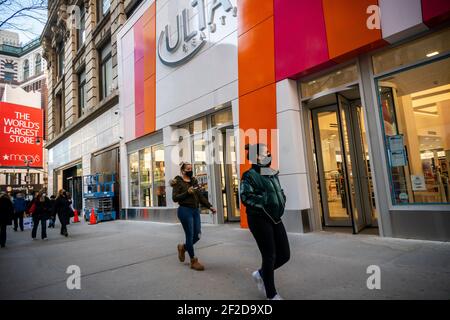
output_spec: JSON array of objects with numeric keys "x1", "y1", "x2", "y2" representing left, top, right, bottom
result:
[
  {"x1": 252, "y1": 270, "x2": 266, "y2": 297},
  {"x1": 268, "y1": 294, "x2": 284, "y2": 300}
]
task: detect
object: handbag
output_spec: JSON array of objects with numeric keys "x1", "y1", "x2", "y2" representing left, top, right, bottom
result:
[{"x1": 28, "y1": 202, "x2": 36, "y2": 215}]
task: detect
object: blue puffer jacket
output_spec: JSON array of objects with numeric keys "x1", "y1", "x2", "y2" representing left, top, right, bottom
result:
[{"x1": 13, "y1": 197, "x2": 27, "y2": 213}]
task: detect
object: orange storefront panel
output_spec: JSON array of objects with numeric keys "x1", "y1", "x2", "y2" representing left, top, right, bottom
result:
[
  {"x1": 322, "y1": 0, "x2": 384, "y2": 61},
  {"x1": 143, "y1": 15, "x2": 156, "y2": 80},
  {"x1": 144, "y1": 75, "x2": 156, "y2": 134},
  {"x1": 238, "y1": 0, "x2": 274, "y2": 36},
  {"x1": 238, "y1": 16, "x2": 275, "y2": 96},
  {"x1": 134, "y1": 3, "x2": 156, "y2": 138}
]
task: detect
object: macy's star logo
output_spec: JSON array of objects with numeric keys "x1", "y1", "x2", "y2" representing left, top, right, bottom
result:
[{"x1": 2, "y1": 154, "x2": 9, "y2": 160}]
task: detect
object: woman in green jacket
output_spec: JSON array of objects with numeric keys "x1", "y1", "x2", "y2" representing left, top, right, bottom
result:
[{"x1": 240, "y1": 144, "x2": 290, "y2": 300}]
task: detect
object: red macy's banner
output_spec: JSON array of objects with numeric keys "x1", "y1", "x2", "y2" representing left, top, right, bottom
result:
[{"x1": 0, "y1": 102, "x2": 43, "y2": 168}]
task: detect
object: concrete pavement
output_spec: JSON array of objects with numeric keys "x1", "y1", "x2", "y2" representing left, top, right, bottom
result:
[{"x1": 0, "y1": 219, "x2": 449, "y2": 300}]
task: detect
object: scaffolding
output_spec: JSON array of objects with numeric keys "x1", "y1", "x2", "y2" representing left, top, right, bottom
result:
[{"x1": 83, "y1": 173, "x2": 117, "y2": 222}]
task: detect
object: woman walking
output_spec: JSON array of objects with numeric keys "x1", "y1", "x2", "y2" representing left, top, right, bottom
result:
[
  {"x1": 170, "y1": 162, "x2": 216, "y2": 271},
  {"x1": 31, "y1": 189, "x2": 51, "y2": 240},
  {"x1": 53, "y1": 190, "x2": 72, "y2": 237},
  {"x1": 240, "y1": 144, "x2": 290, "y2": 300},
  {"x1": 0, "y1": 192, "x2": 14, "y2": 248}
]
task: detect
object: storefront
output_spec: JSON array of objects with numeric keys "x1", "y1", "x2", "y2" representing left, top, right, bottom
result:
[
  {"x1": 118, "y1": 0, "x2": 450, "y2": 240},
  {"x1": 47, "y1": 106, "x2": 121, "y2": 213},
  {"x1": 273, "y1": 1, "x2": 450, "y2": 240},
  {"x1": 117, "y1": 0, "x2": 241, "y2": 225}
]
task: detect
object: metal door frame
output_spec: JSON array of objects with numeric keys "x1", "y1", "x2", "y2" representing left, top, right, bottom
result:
[
  {"x1": 337, "y1": 94, "x2": 367, "y2": 233},
  {"x1": 311, "y1": 94, "x2": 375, "y2": 232},
  {"x1": 346, "y1": 101, "x2": 378, "y2": 227},
  {"x1": 212, "y1": 124, "x2": 240, "y2": 223},
  {"x1": 311, "y1": 104, "x2": 353, "y2": 227}
]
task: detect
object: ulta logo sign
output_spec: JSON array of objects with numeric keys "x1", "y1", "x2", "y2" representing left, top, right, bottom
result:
[{"x1": 158, "y1": 0, "x2": 237, "y2": 67}]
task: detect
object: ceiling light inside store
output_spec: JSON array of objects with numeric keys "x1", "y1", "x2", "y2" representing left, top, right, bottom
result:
[{"x1": 426, "y1": 51, "x2": 439, "y2": 57}]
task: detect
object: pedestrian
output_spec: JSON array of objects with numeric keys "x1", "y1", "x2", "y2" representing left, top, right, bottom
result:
[
  {"x1": 170, "y1": 162, "x2": 217, "y2": 271},
  {"x1": 53, "y1": 189, "x2": 72, "y2": 237},
  {"x1": 13, "y1": 192, "x2": 26, "y2": 232},
  {"x1": 31, "y1": 189, "x2": 51, "y2": 240},
  {"x1": 240, "y1": 143, "x2": 290, "y2": 300},
  {"x1": 0, "y1": 192, "x2": 14, "y2": 248},
  {"x1": 48, "y1": 195, "x2": 57, "y2": 228}
]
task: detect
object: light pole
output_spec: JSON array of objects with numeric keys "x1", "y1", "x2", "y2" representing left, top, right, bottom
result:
[{"x1": 24, "y1": 158, "x2": 33, "y2": 196}]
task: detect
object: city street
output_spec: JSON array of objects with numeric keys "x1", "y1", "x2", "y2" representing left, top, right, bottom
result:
[{"x1": 1, "y1": 220, "x2": 449, "y2": 300}]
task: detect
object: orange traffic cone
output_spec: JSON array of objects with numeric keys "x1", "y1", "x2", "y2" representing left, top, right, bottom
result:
[
  {"x1": 73, "y1": 210, "x2": 80, "y2": 223},
  {"x1": 89, "y1": 208, "x2": 97, "y2": 225}
]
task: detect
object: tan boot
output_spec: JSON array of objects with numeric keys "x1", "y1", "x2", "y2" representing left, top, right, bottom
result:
[
  {"x1": 190, "y1": 257, "x2": 205, "y2": 271},
  {"x1": 177, "y1": 244, "x2": 186, "y2": 262}
]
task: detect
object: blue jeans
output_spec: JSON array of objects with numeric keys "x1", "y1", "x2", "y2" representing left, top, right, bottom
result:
[{"x1": 177, "y1": 206, "x2": 201, "y2": 259}]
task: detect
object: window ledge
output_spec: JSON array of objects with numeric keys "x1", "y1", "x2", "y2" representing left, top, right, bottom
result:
[{"x1": 92, "y1": 10, "x2": 111, "y2": 40}]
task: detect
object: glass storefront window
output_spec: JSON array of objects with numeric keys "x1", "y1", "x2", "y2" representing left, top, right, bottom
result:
[
  {"x1": 376, "y1": 57, "x2": 450, "y2": 205},
  {"x1": 194, "y1": 132, "x2": 210, "y2": 212},
  {"x1": 179, "y1": 118, "x2": 207, "y2": 135},
  {"x1": 129, "y1": 152, "x2": 139, "y2": 207},
  {"x1": 373, "y1": 27, "x2": 450, "y2": 75},
  {"x1": 139, "y1": 148, "x2": 152, "y2": 207},
  {"x1": 152, "y1": 145, "x2": 166, "y2": 207},
  {"x1": 211, "y1": 108, "x2": 233, "y2": 127},
  {"x1": 300, "y1": 64, "x2": 358, "y2": 98},
  {"x1": 129, "y1": 145, "x2": 166, "y2": 207}
]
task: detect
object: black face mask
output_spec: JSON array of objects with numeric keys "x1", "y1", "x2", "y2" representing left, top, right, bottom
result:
[
  {"x1": 259, "y1": 153, "x2": 272, "y2": 167},
  {"x1": 184, "y1": 170, "x2": 193, "y2": 178}
]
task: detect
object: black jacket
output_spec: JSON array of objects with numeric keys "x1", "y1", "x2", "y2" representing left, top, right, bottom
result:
[
  {"x1": 170, "y1": 176, "x2": 212, "y2": 209},
  {"x1": 240, "y1": 164, "x2": 286, "y2": 224},
  {"x1": 0, "y1": 196, "x2": 14, "y2": 225},
  {"x1": 53, "y1": 196, "x2": 72, "y2": 225},
  {"x1": 32, "y1": 197, "x2": 51, "y2": 219}
]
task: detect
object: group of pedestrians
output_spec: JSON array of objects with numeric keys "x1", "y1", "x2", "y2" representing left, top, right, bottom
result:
[
  {"x1": 0, "y1": 189, "x2": 74, "y2": 248},
  {"x1": 2, "y1": 143, "x2": 290, "y2": 300},
  {"x1": 171, "y1": 143, "x2": 290, "y2": 300}
]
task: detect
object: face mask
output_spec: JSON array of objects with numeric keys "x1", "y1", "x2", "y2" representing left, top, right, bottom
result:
[
  {"x1": 184, "y1": 170, "x2": 193, "y2": 178},
  {"x1": 259, "y1": 153, "x2": 272, "y2": 167}
]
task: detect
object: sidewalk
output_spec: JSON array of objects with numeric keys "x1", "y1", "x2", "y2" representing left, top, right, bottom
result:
[{"x1": 0, "y1": 220, "x2": 449, "y2": 300}]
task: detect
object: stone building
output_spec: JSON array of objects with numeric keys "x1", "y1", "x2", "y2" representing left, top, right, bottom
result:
[{"x1": 41, "y1": 0, "x2": 142, "y2": 210}]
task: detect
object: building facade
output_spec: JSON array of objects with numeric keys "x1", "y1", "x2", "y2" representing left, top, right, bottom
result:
[
  {"x1": 0, "y1": 31, "x2": 47, "y2": 106},
  {"x1": 116, "y1": 0, "x2": 450, "y2": 241},
  {"x1": 41, "y1": 0, "x2": 142, "y2": 210},
  {"x1": 0, "y1": 31, "x2": 48, "y2": 196}
]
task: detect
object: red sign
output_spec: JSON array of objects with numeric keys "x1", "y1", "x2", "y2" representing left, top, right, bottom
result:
[{"x1": 0, "y1": 102, "x2": 43, "y2": 168}]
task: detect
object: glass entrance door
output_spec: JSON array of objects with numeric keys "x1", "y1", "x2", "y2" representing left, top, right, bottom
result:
[
  {"x1": 312, "y1": 106, "x2": 353, "y2": 227},
  {"x1": 217, "y1": 128, "x2": 240, "y2": 222},
  {"x1": 312, "y1": 94, "x2": 376, "y2": 233}
]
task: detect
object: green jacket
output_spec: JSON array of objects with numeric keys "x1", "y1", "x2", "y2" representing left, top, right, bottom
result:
[{"x1": 240, "y1": 165, "x2": 286, "y2": 224}]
